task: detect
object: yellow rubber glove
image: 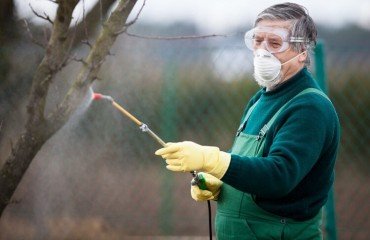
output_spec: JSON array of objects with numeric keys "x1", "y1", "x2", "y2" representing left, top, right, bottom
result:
[
  {"x1": 191, "y1": 172, "x2": 223, "y2": 201},
  {"x1": 155, "y1": 141, "x2": 231, "y2": 179}
]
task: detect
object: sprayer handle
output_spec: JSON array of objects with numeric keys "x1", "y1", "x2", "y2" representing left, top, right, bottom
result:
[{"x1": 191, "y1": 173, "x2": 208, "y2": 190}]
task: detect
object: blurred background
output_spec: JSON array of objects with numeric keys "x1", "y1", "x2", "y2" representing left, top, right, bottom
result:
[{"x1": 0, "y1": 0, "x2": 369, "y2": 239}]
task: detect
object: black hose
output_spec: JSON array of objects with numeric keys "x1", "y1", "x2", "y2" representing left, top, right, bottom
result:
[
  {"x1": 207, "y1": 200, "x2": 212, "y2": 240},
  {"x1": 190, "y1": 172, "x2": 212, "y2": 239}
]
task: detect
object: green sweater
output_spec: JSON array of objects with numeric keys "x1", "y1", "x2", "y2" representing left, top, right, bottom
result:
[{"x1": 222, "y1": 67, "x2": 340, "y2": 221}]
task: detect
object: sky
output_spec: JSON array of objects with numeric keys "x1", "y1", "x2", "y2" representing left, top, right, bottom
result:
[{"x1": 16, "y1": 0, "x2": 370, "y2": 33}]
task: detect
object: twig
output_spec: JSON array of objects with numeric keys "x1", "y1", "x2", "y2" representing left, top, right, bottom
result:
[
  {"x1": 72, "y1": 12, "x2": 93, "y2": 49},
  {"x1": 80, "y1": 0, "x2": 93, "y2": 49},
  {"x1": 124, "y1": 32, "x2": 228, "y2": 40},
  {"x1": 71, "y1": 56, "x2": 88, "y2": 65},
  {"x1": 114, "y1": 0, "x2": 146, "y2": 36},
  {"x1": 29, "y1": 4, "x2": 54, "y2": 25},
  {"x1": 81, "y1": 40, "x2": 93, "y2": 49},
  {"x1": 23, "y1": 20, "x2": 47, "y2": 48},
  {"x1": 125, "y1": 0, "x2": 146, "y2": 27}
]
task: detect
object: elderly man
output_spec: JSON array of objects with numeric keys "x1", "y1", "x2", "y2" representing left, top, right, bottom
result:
[{"x1": 156, "y1": 2, "x2": 340, "y2": 239}]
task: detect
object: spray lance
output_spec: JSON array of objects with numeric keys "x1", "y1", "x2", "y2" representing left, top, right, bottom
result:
[
  {"x1": 92, "y1": 93, "x2": 166, "y2": 145},
  {"x1": 92, "y1": 93, "x2": 207, "y2": 188}
]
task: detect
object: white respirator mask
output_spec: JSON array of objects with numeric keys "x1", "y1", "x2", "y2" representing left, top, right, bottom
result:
[{"x1": 253, "y1": 49, "x2": 306, "y2": 90}]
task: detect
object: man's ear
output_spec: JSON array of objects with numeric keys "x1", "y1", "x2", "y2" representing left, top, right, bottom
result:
[{"x1": 298, "y1": 51, "x2": 307, "y2": 63}]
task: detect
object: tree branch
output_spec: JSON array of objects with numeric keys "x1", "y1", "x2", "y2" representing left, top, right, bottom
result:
[
  {"x1": 26, "y1": 0, "x2": 79, "y2": 130},
  {"x1": 23, "y1": 20, "x2": 46, "y2": 48},
  {"x1": 29, "y1": 3, "x2": 54, "y2": 25},
  {"x1": 125, "y1": 0, "x2": 146, "y2": 27},
  {"x1": 81, "y1": 39, "x2": 93, "y2": 49},
  {"x1": 124, "y1": 31, "x2": 228, "y2": 40},
  {"x1": 71, "y1": 57, "x2": 88, "y2": 65}
]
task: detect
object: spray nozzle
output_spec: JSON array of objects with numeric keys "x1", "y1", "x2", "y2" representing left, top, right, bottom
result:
[{"x1": 92, "y1": 93, "x2": 113, "y2": 102}]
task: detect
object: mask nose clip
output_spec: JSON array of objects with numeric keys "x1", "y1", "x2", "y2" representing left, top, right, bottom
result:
[{"x1": 255, "y1": 48, "x2": 272, "y2": 58}]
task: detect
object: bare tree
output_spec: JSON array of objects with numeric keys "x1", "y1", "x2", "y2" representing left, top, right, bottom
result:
[{"x1": 0, "y1": 0, "x2": 138, "y2": 216}]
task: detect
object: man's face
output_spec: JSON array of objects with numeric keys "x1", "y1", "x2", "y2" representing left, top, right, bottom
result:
[{"x1": 254, "y1": 20, "x2": 307, "y2": 80}]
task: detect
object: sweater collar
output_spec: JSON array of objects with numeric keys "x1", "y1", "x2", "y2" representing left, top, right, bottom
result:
[{"x1": 261, "y1": 67, "x2": 309, "y2": 99}]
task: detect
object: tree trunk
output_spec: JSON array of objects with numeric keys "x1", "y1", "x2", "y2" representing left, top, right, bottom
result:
[{"x1": 0, "y1": 125, "x2": 50, "y2": 212}]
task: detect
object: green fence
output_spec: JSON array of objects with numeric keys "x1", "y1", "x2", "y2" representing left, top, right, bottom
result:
[
  {"x1": 314, "y1": 41, "x2": 336, "y2": 240},
  {"x1": 1, "y1": 37, "x2": 369, "y2": 239}
]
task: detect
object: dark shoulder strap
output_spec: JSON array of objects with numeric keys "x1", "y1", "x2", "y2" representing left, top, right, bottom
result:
[
  {"x1": 236, "y1": 99, "x2": 260, "y2": 136},
  {"x1": 257, "y1": 88, "x2": 331, "y2": 140}
]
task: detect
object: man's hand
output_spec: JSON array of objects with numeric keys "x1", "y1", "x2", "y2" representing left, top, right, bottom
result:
[
  {"x1": 191, "y1": 172, "x2": 223, "y2": 201},
  {"x1": 155, "y1": 141, "x2": 231, "y2": 179}
]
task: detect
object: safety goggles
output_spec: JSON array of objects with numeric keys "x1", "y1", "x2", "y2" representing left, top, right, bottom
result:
[{"x1": 244, "y1": 26, "x2": 308, "y2": 53}]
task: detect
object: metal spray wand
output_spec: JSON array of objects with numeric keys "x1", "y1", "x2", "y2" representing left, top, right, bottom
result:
[{"x1": 92, "y1": 93, "x2": 167, "y2": 147}]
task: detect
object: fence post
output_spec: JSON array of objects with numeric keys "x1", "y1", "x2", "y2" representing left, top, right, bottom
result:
[
  {"x1": 314, "y1": 41, "x2": 338, "y2": 240},
  {"x1": 159, "y1": 59, "x2": 178, "y2": 235}
]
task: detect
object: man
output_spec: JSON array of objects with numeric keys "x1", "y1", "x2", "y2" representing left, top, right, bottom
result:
[{"x1": 155, "y1": 2, "x2": 340, "y2": 239}]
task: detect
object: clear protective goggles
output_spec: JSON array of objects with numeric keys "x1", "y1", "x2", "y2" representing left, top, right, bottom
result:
[{"x1": 244, "y1": 26, "x2": 308, "y2": 53}]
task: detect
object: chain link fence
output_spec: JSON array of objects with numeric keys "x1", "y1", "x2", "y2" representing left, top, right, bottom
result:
[
  {"x1": 325, "y1": 43, "x2": 370, "y2": 239},
  {"x1": 0, "y1": 35, "x2": 369, "y2": 239}
]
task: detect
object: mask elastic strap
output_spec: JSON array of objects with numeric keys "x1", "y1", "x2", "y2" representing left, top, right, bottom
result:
[{"x1": 281, "y1": 50, "x2": 307, "y2": 66}]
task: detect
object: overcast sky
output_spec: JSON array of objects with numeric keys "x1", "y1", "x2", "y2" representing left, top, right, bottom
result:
[{"x1": 17, "y1": 0, "x2": 370, "y2": 32}]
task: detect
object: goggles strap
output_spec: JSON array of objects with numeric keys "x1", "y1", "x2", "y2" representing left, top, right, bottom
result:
[{"x1": 290, "y1": 37, "x2": 309, "y2": 43}]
